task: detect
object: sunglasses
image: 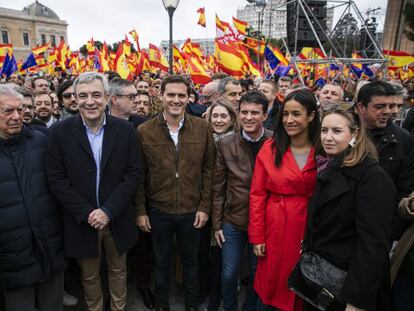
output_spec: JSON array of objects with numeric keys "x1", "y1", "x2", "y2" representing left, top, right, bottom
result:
[{"x1": 62, "y1": 92, "x2": 75, "y2": 99}]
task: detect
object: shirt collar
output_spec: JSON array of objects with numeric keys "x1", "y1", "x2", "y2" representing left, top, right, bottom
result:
[
  {"x1": 163, "y1": 113, "x2": 185, "y2": 132},
  {"x1": 242, "y1": 128, "x2": 265, "y2": 142},
  {"x1": 81, "y1": 114, "x2": 107, "y2": 133}
]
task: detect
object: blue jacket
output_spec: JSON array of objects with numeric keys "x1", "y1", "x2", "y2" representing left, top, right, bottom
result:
[{"x1": 0, "y1": 127, "x2": 64, "y2": 289}]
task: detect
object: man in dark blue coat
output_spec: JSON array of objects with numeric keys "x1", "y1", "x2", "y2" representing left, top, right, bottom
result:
[
  {"x1": 0, "y1": 85, "x2": 64, "y2": 311},
  {"x1": 47, "y1": 72, "x2": 141, "y2": 311}
]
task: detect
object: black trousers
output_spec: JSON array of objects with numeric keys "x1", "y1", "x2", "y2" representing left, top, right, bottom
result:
[
  {"x1": 130, "y1": 230, "x2": 152, "y2": 289},
  {"x1": 149, "y1": 208, "x2": 200, "y2": 308}
]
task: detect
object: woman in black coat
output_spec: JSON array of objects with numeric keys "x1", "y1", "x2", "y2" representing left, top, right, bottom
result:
[{"x1": 305, "y1": 109, "x2": 396, "y2": 311}]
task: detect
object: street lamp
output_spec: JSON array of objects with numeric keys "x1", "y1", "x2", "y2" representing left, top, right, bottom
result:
[
  {"x1": 248, "y1": 0, "x2": 266, "y2": 72},
  {"x1": 162, "y1": 0, "x2": 180, "y2": 74}
]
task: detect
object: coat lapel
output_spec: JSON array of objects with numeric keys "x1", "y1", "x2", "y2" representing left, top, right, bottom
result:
[
  {"x1": 101, "y1": 117, "x2": 118, "y2": 171},
  {"x1": 317, "y1": 169, "x2": 350, "y2": 207},
  {"x1": 72, "y1": 115, "x2": 94, "y2": 160}
]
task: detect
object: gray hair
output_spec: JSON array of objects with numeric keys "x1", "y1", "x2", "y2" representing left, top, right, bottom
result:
[
  {"x1": 389, "y1": 80, "x2": 409, "y2": 99},
  {"x1": 0, "y1": 85, "x2": 24, "y2": 104},
  {"x1": 73, "y1": 72, "x2": 109, "y2": 94},
  {"x1": 217, "y1": 77, "x2": 240, "y2": 94},
  {"x1": 108, "y1": 78, "x2": 134, "y2": 107}
]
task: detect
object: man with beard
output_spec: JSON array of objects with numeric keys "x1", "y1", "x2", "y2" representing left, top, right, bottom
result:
[
  {"x1": 15, "y1": 87, "x2": 49, "y2": 135},
  {"x1": 57, "y1": 80, "x2": 78, "y2": 121},
  {"x1": 136, "y1": 91, "x2": 151, "y2": 118},
  {"x1": 34, "y1": 93, "x2": 57, "y2": 128}
]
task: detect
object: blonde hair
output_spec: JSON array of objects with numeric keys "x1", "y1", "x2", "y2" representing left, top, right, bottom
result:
[
  {"x1": 319, "y1": 109, "x2": 378, "y2": 167},
  {"x1": 206, "y1": 99, "x2": 240, "y2": 133}
]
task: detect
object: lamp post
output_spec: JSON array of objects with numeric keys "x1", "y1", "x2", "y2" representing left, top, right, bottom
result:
[
  {"x1": 248, "y1": 0, "x2": 267, "y2": 72},
  {"x1": 162, "y1": 0, "x2": 180, "y2": 74}
]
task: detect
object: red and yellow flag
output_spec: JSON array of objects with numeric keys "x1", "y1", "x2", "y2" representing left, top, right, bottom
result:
[
  {"x1": 0, "y1": 44, "x2": 13, "y2": 65},
  {"x1": 244, "y1": 37, "x2": 265, "y2": 55},
  {"x1": 86, "y1": 38, "x2": 95, "y2": 56},
  {"x1": 299, "y1": 47, "x2": 326, "y2": 60},
  {"x1": 32, "y1": 42, "x2": 51, "y2": 55},
  {"x1": 129, "y1": 29, "x2": 141, "y2": 51},
  {"x1": 173, "y1": 45, "x2": 187, "y2": 68},
  {"x1": 197, "y1": 8, "x2": 206, "y2": 27},
  {"x1": 214, "y1": 40, "x2": 245, "y2": 77},
  {"x1": 384, "y1": 50, "x2": 414, "y2": 68},
  {"x1": 185, "y1": 54, "x2": 210, "y2": 84},
  {"x1": 113, "y1": 43, "x2": 132, "y2": 79},
  {"x1": 148, "y1": 43, "x2": 168, "y2": 72},
  {"x1": 233, "y1": 17, "x2": 248, "y2": 36}
]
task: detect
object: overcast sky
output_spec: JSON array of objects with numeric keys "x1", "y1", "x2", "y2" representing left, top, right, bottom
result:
[{"x1": 0, "y1": 0, "x2": 388, "y2": 50}]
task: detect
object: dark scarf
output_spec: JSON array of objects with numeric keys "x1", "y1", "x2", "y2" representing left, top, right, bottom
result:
[{"x1": 315, "y1": 148, "x2": 350, "y2": 179}]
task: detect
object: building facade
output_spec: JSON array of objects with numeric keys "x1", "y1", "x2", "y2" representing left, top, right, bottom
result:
[
  {"x1": 160, "y1": 38, "x2": 216, "y2": 59},
  {"x1": 383, "y1": 0, "x2": 414, "y2": 53},
  {"x1": 0, "y1": 1, "x2": 68, "y2": 61},
  {"x1": 236, "y1": 0, "x2": 287, "y2": 39}
]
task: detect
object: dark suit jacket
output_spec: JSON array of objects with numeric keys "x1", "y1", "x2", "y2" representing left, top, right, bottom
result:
[
  {"x1": 47, "y1": 114, "x2": 140, "y2": 258},
  {"x1": 307, "y1": 157, "x2": 396, "y2": 311}
]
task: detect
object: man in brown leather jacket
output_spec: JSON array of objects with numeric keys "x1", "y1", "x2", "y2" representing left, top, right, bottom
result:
[
  {"x1": 136, "y1": 75, "x2": 215, "y2": 311},
  {"x1": 212, "y1": 90, "x2": 272, "y2": 311}
]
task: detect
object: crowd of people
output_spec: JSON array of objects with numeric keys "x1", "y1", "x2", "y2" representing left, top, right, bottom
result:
[{"x1": 0, "y1": 69, "x2": 414, "y2": 311}]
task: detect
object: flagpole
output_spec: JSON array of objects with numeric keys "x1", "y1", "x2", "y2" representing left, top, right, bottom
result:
[{"x1": 279, "y1": 35, "x2": 305, "y2": 85}]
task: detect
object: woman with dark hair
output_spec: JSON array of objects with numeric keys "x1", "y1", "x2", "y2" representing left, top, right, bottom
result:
[
  {"x1": 304, "y1": 109, "x2": 395, "y2": 311},
  {"x1": 249, "y1": 89, "x2": 320, "y2": 310}
]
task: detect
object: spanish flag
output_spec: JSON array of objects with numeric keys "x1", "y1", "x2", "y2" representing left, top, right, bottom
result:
[
  {"x1": 214, "y1": 40, "x2": 245, "y2": 77},
  {"x1": 197, "y1": 8, "x2": 206, "y2": 27},
  {"x1": 32, "y1": 42, "x2": 51, "y2": 55},
  {"x1": 114, "y1": 43, "x2": 131, "y2": 79},
  {"x1": 384, "y1": 50, "x2": 414, "y2": 68},
  {"x1": 0, "y1": 44, "x2": 13, "y2": 65},
  {"x1": 148, "y1": 43, "x2": 168, "y2": 72},
  {"x1": 233, "y1": 17, "x2": 249, "y2": 36},
  {"x1": 129, "y1": 29, "x2": 141, "y2": 51},
  {"x1": 244, "y1": 37, "x2": 265, "y2": 55},
  {"x1": 185, "y1": 54, "x2": 210, "y2": 84},
  {"x1": 86, "y1": 38, "x2": 95, "y2": 56},
  {"x1": 173, "y1": 45, "x2": 187, "y2": 68},
  {"x1": 299, "y1": 47, "x2": 326, "y2": 60}
]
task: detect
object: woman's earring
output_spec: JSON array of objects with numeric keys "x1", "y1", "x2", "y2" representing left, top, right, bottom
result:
[{"x1": 349, "y1": 137, "x2": 357, "y2": 147}]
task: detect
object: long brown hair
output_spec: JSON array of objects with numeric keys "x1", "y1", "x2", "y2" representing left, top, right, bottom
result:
[{"x1": 318, "y1": 109, "x2": 378, "y2": 167}]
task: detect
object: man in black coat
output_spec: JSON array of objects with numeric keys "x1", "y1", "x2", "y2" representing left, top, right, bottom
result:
[
  {"x1": 0, "y1": 85, "x2": 64, "y2": 311},
  {"x1": 356, "y1": 80, "x2": 414, "y2": 241},
  {"x1": 47, "y1": 72, "x2": 141, "y2": 311}
]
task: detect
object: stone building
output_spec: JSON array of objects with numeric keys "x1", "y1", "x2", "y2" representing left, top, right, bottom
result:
[
  {"x1": 0, "y1": 1, "x2": 68, "y2": 61},
  {"x1": 383, "y1": 0, "x2": 414, "y2": 53}
]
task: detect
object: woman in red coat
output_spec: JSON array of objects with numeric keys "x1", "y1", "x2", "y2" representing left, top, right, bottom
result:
[{"x1": 249, "y1": 89, "x2": 320, "y2": 311}]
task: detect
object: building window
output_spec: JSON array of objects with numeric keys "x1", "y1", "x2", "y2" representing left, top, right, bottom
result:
[
  {"x1": 41, "y1": 34, "x2": 46, "y2": 45},
  {"x1": 1, "y1": 30, "x2": 9, "y2": 44},
  {"x1": 50, "y1": 35, "x2": 56, "y2": 46},
  {"x1": 22, "y1": 32, "x2": 30, "y2": 46}
]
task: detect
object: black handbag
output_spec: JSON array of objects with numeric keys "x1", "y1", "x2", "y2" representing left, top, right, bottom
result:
[{"x1": 288, "y1": 251, "x2": 348, "y2": 310}]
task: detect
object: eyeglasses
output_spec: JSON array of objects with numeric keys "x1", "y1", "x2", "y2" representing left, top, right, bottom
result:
[
  {"x1": 62, "y1": 92, "x2": 75, "y2": 99},
  {"x1": 116, "y1": 93, "x2": 138, "y2": 101}
]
